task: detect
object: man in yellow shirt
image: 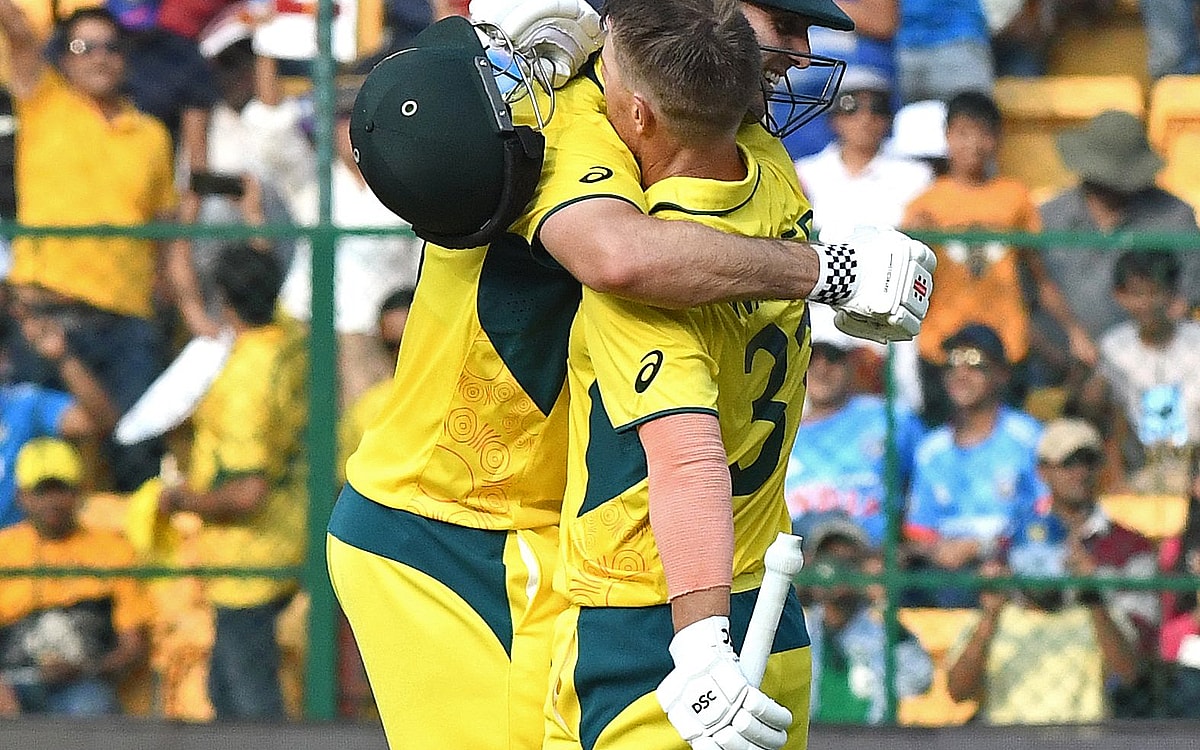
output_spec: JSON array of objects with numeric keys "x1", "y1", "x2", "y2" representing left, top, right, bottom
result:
[
  {"x1": 158, "y1": 244, "x2": 307, "y2": 720},
  {"x1": 0, "y1": 438, "x2": 152, "y2": 716},
  {"x1": 0, "y1": 3, "x2": 213, "y2": 490}
]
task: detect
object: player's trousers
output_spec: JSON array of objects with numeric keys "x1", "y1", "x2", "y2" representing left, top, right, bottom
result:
[
  {"x1": 327, "y1": 484, "x2": 565, "y2": 750},
  {"x1": 544, "y1": 587, "x2": 812, "y2": 750}
]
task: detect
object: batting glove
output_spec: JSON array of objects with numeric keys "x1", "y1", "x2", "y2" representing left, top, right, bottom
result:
[
  {"x1": 470, "y1": 0, "x2": 605, "y2": 89},
  {"x1": 656, "y1": 616, "x2": 792, "y2": 750},
  {"x1": 809, "y1": 226, "x2": 936, "y2": 345}
]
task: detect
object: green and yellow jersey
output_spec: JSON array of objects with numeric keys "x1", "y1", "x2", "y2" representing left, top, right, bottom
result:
[
  {"x1": 189, "y1": 323, "x2": 308, "y2": 608},
  {"x1": 558, "y1": 145, "x2": 814, "y2": 608},
  {"x1": 345, "y1": 56, "x2": 810, "y2": 532}
]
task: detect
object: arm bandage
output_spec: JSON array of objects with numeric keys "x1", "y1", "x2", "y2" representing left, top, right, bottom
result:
[{"x1": 639, "y1": 412, "x2": 733, "y2": 601}]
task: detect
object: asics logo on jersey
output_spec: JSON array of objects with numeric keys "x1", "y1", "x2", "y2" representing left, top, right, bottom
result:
[
  {"x1": 580, "y1": 166, "x2": 614, "y2": 184},
  {"x1": 635, "y1": 350, "x2": 664, "y2": 393}
]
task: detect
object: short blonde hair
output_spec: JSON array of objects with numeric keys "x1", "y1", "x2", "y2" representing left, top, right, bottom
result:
[{"x1": 605, "y1": 0, "x2": 760, "y2": 143}]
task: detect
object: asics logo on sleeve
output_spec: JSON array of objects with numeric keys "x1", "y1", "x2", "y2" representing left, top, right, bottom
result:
[
  {"x1": 580, "y1": 166, "x2": 614, "y2": 184},
  {"x1": 635, "y1": 350, "x2": 664, "y2": 393}
]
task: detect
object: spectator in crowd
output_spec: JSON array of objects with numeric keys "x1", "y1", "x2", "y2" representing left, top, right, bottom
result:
[
  {"x1": 945, "y1": 419, "x2": 1148, "y2": 724},
  {"x1": 0, "y1": 438, "x2": 153, "y2": 717},
  {"x1": 1020, "y1": 418, "x2": 1160, "y2": 653},
  {"x1": 338, "y1": 287, "x2": 411, "y2": 481},
  {"x1": 106, "y1": 0, "x2": 219, "y2": 172},
  {"x1": 894, "y1": 0, "x2": 993, "y2": 103},
  {"x1": 785, "y1": 332, "x2": 925, "y2": 549},
  {"x1": 988, "y1": 0, "x2": 1056, "y2": 76},
  {"x1": 778, "y1": 0, "x2": 898, "y2": 159},
  {"x1": 192, "y1": 31, "x2": 296, "y2": 318},
  {"x1": 0, "y1": 296, "x2": 118, "y2": 529},
  {"x1": 795, "y1": 67, "x2": 932, "y2": 239},
  {"x1": 1139, "y1": 0, "x2": 1200, "y2": 79},
  {"x1": 800, "y1": 512, "x2": 934, "y2": 724},
  {"x1": 1039, "y1": 110, "x2": 1200, "y2": 343},
  {"x1": 1160, "y1": 502, "x2": 1200, "y2": 717},
  {"x1": 1085, "y1": 250, "x2": 1200, "y2": 498},
  {"x1": 0, "y1": 3, "x2": 216, "y2": 492},
  {"x1": 157, "y1": 243, "x2": 307, "y2": 720},
  {"x1": 904, "y1": 324, "x2": 1046, "y2": 608},
  {"x1": 903, "y1": 91, "x2": 1093, "y2": 424}
]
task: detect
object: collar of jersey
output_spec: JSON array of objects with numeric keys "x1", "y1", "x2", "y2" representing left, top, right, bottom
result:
[{"x1": 645, "y1": 144, "x2": 761, "y2": 217}]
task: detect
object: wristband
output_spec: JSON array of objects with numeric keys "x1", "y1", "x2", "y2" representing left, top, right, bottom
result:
[{"x1": 808, "y1": 243, "x2": 858, "y2": 306}]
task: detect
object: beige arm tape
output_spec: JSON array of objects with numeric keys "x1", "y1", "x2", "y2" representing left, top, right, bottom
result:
[{"x1": 639, "y1": 411, "x2": 734, "y2": 601}]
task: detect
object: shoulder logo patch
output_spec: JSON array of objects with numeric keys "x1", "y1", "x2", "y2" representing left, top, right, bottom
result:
[
  {"x1": 580, "y1": 166, "x2": 614, "y2": 184},
  {"x1": 634, "y1": 350, "x2": 664, "y2": 393}
]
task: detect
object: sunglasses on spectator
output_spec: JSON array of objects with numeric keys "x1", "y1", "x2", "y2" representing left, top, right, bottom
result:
[
  {"x1": 946, "y1": 347, "x2": 991, "y2": 369},
  {"x1": 834, "y1": 92, "x2": 890, "y2": 117},
  {"x1": 67, "y1": 37, "x2": 123, "y2": 56},
  {"x1": 1058, "y1": 449, "x2": 1103, "y2": 469}
]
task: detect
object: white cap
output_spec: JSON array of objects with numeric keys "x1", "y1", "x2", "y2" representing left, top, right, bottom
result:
[
  {"x1": 885, "y1": 99, "x2": 948, "y2": 160},
  {"x1": 198, "y1": 2, "x2": 255, "y2": 59}
]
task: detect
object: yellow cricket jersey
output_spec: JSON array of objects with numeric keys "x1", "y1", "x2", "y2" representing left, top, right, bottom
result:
[
  {"x1": 0, "y1": 523, "x2": 154, "y2": 632},
  {"x1": 11, "y1": 70, "x2": 177, "y2": 319},
  {"x1": 188, "y1": 323, "x2": 308, "y2": 608},
  {"x1": 558, "y1": 145, "x2": 814, "y2": 609},
  {"x1": 345, "y1": 56, "x2": 811, "y2": 533}
]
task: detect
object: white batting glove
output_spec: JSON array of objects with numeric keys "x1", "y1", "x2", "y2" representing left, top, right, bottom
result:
[
  {"x1": 470, "y1": 0, "x2": 604, "y2": 88},
  {"x1": 809, "y1": 226, "x2": 937, "y2": 345},
  {"x1": 656, "y1": 616, "x2": 792, "y2": 750}
]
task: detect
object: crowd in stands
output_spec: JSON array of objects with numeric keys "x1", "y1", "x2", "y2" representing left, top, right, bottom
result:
[{"x1": 0, "y1": 0, "x2": 1197, "y2": 731}]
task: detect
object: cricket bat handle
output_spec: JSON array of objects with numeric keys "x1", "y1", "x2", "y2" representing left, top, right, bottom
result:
[{"x1": 740, "y1": 532, "x2": 805, "y2": 687}]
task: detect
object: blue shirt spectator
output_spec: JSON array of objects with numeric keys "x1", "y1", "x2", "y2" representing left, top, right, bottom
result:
[
  {"x1": 787, "y1": 393, "x2": 925, "y2": 547},
  {"x1": 906, "y1": 406, "x2": 1044, "y2": 546}
]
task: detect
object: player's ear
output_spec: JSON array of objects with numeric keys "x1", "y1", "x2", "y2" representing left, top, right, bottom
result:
[{"x1": 631, "y1": 93, "x2": 653, "y2": 136}]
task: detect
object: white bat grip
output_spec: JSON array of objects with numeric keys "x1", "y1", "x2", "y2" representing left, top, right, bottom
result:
[{"x1": 740, "y1": 532, "x2": 805, "y2": 687}]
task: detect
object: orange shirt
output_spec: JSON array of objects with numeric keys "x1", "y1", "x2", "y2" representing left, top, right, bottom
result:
[
  {"x1": 10, "y1": 70, "x2": 177, "y2": 318},
  {"x1": 0, "y1": 521, "x2": 154, "y2": 633},
  {"x1": 903, "y1": 176, "x2": 1041, "y2": 363}
]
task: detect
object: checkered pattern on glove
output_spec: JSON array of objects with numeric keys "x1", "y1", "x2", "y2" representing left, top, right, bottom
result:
[{"x1": 808, "y1": 243, "x2": 859, "y2": 305}]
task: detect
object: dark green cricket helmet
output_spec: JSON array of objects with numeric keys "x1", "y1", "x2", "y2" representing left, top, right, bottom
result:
[{"x1": 349, "y1": 16, "x2": 545, "y2": 249}]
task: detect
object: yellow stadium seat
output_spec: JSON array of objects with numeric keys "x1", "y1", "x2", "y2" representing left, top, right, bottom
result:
[
  {"x1": 1099, "y1": 493, "x2": 1190, "y2": 540},
  {"x1": 1147, "y1": 76, "x2": 1200, "y2": 213},
  {"x1": 1047, "y1": 10, "x2": 1149, "y2": 90},
  {"x1": 993, "y1": 75, "x2": 1145, "y2": 202},
  {"x1": 896, "y1": 608, "x2": 980, "y2": 727}
]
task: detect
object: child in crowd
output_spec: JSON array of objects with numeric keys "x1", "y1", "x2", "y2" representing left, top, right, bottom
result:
[{"x1": 902, "y1": 91, "x2": 1092, "y2": 425}]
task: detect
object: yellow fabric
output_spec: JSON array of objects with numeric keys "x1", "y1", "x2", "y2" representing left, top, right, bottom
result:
[
  {"x1": 544, "y1": 605, "x2": 813, "y2": 750},
  {"x1": 0, "y1": 522, "x2": 153, "y2": 633},
  {"x1": 14, "y1": 437, "x2": 84, "y2": 490},
  {"x1": 947, "y1": 604, "x2": 1106, "y2": 725},
  {"x1": 902, "y1": 176, "x2": 1041, "y2": 364},
  {"x1": 337, "y1": 377, "x2": 392, "y2": 484},
  {"x1": 10, "y1": 70, "x2": 177, "y2": 318},
  {"x1": 188, "y1": 324, "x2": 308, "y2": 608},
  {"x1": 328, "y1": 524, "x2": 563, "y2": 750},
  {"x1": 11, "y1": 1, "x2": 102, "y2": 40},
  {"x1": 558, "y1": 144, "x2": 812, "y2": 608}
]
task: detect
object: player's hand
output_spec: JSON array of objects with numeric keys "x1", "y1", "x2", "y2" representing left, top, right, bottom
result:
[
  {"x1": 656, "y1": 616, "x2": 792, "y2": 750},
  {"x1": 811, "y1": 227, "x2": 936, "y2": 344},
  {"x1": 470, "y1": 0, "x2": 604, "y2": 88}
]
